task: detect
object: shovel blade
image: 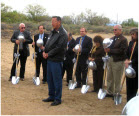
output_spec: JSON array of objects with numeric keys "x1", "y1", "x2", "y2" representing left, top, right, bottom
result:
[
  {"x1": 33, "y1": 77, "x2": 40, "y2": 86},
  {"x1": 12, "y1": 76, "x2": 17, "y2": 85},
  {"x1": 81, "y1": 85, "x2": 90, "y2": 94},
  {"x1": 36, "y1": 77, "x2": 40, "y2": 85},
  {"x1": 114, "y1": 93, "x2": 122, "y2": 105},
  {"x1": 98, "y1": 88, "x2": 107, "y2": 99},
  {"x1": 16, "y1": 77, "x2": 20, "y2": 84},
  {"x1": 69, "y1": 82, "x2": 77, "y2": 90}
]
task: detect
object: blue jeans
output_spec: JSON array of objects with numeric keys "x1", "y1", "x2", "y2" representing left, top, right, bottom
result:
[{"x1": 47, "y1": 60, "x2": 63, "y2": 102}]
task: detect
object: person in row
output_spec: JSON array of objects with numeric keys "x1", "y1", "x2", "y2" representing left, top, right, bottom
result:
[
  {"x1": 88, "y1": 35, "x2": 105, "y2": 93},
  {"x1": 73, "y1": 27, "x2": 92, "y2": 88},
  {"x1": 62, "y1": 33, "x2": 76, "y2": 86},
  {"x1": 9, "y1": 23, "x2": 33, "y2": 81},
  {"x1": 124, "y1": 28, "x2": 138, "y2": 102},
  {"x1": 32, "y1": 25, "x2": 49, "y2": 84},
  {"x1": 104, "y1": 25, "x2": 128, "y2": 98}
]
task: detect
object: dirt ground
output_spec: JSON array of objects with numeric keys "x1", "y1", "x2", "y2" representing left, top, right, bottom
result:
[{"x1": 1, "y1": 33, "x2": 130, "y2": 115}]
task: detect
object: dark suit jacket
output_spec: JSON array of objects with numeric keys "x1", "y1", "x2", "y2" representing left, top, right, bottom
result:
[
  {"x1": 75, "y1": 35, "x2": 92, "y2": 64},
  {"x1": 109, "y1": 34, "x2": 128, "y2": 62},
  {"x1": 64, "y1": 38, "x2": 76, "y2": 64},
  {"x1": 34, "y1": 33, "x2": 49, "y2": 53},
  {"x1": 11, "y1": 30, "x2": 33, "y2": 56}
]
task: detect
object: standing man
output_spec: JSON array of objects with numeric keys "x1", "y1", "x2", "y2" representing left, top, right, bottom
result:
[
  {"x1": 104, "y1": 25, "x2": 128, "y2": 98},
  {"x1": 9, "y1": 23, "x2": 33, "y2": 81},
  {"x1": 32, "y1": 25, "x2": 48, "y2": 84},
  {"x1": 73, "y1": 28, "x2": 92, "y2": 88},
  {"x1": 42, "y1": 16, "x2": 68, "y2": 106},
  {"x1": 62, "y1": 33, "x2": 76, "y2": 86}
]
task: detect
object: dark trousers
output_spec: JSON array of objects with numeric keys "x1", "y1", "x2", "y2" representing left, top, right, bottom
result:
[
  {"x1": 93, "y1": 66, "x2": 104, "y2": 92},
  {"x1": 10, "y1": 51, "x2": 27, "y2": 79},
  {"x1": 126, "y1": 68, "x2": 138, "y2": 102},
  {"x1": 62, "y1": 60, "x2": 74, "y2": 83},
  {"x1": 75, "y1": 63, "x2": 88, "y2": 85},
  {"x1": 47, "y1": 60, "x2": 63, "y2": 102},
  {"x1": 36, "y1": 52, "x2": 47, "y2": 82}
]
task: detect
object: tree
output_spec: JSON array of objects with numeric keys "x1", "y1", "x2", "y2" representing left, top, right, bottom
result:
[
  {"x1": 25, "y1": 4, "x2": 47, "y2": 22},
  {"x1": 122, "y1": 18, "x2": 138, "y2": 27},
  {"x1": 1, "y1": 3, "x2": 12, "y2": 13}
]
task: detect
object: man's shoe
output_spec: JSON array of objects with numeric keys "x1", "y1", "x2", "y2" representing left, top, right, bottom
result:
[
  {"x1": 51, "y1": 100, "x2": 61, "y2": 106},
  {"x1": 106, "y1": 94, "x2": 113, "y2": 97},
  {"x1": 42, "y1": 81, "x2": 47, "y2": 84},
  {"x1": 75, "y1": 85, "x2": 81, "y2": 88},
  {"x1": 20, "y1": 78, "x2": 24, "y2": 81},
  {"x1": 42, "y1": 98, "x2": 54, "y2": 102},
  {"x1": 8, "y1": 78, "x2": 12, "y2": 81}
]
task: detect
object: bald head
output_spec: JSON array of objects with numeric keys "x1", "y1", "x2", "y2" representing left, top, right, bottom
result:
[
  {"x1": 113, "y1": 25, "x2": 122, "y2": 36},
  {"x1": 19, "y1": 23, "x2": 25, "y2": 32}
]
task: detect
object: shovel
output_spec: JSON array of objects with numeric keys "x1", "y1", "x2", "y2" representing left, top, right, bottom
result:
[
  {"x1": 81, "y1": 69, "x2": 90, "y2": 94},
  {"x1": 68, "y1": 38, "x2": 82, "y2": 90},
  {"x1": 114, "y1": 42, "x2": 136, "y2": 105},
  {"x1": 12, "y1": 45, "x2": 20, "y2": 85},
  {"x1": 68, "y1": 53, "x2": 79, "y2": 90},
  {"x1": 98, "y1": 53, "x2": 108, "y2": 99},
  {"x1": 32, "y1": 36, "x2": 40, "y2": 86}
]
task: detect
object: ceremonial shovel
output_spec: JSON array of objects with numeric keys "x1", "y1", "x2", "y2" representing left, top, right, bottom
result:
[
  {"x1": 12, "y1": 45, "x2": 20, "y2": 84},
  {"x1": 68, "y1": 38, "x2": 82, "y2": 90},
  {"x1": 114, "y1": 42, "x2": 136, "y2": 105},
  {"x1": 81, "y1": 69, "x2": 90, "y2": 94},
  {"x1": 32, "y1": 36, "x2": 40, "y2": 86}
]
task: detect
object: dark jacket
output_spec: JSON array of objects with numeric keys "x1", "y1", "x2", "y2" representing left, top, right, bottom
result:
[
  {"x1": 33, "y1": 33, "x2": 49, "y2": 53},
  {"x1": 64, "y1": 38, "x2": 76, "y2": 64},
  {"x1": 11, "y1": 30, "x2": 33, "y2": 56},
  {"x1": 90, "y1": 46, "x2": 105, "y2": 67},
  {"x1": 109, "y1": 34, "x2": 128, "y2": 62},
  {"x1": 75, "y1": 35, "x2": 92, "y2": 64},
  {"x1": 44, "y1": 26, "x2": 68, "y2": 62},
  {"x1": 126, "y1": 40, "x2": 138, "y2": 70}
]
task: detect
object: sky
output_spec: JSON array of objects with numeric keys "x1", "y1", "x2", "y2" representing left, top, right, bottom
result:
[{"x1": 1, "y1": 0, "x2": 139, "y2": 23}]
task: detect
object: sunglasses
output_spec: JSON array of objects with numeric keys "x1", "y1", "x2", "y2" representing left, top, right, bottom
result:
[
  {"x1": 113, "y1": 29, "x2": 117, "y2": 31},
  {"x1": 21, "y1": 27, "x2": 25, "y2": 29}
]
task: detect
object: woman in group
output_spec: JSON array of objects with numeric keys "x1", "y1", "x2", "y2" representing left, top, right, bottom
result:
[
  {"x1": 124, "y1": 28, "x2": 138, "y2": 102},
  {"x1": 88, "y1": 35, "x2": 105, "y2": 93}
]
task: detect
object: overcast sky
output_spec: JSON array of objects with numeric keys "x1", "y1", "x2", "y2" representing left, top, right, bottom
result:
[{"x1": 1, "y1": 0, "x2": 139, "y2": 23}]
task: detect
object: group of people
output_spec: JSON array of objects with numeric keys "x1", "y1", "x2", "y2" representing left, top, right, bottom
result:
[{"x1": 9, "y1": 16, "x2": 138, "y2": 106}]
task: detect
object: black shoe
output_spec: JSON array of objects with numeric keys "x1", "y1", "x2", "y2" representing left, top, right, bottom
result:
[
  {"x1": 42, "y1": 98, "x2": 54, "y2": 102},
  {"x1": 66, "y1": 83, "x2": 69, "y2": 86},
  {"x1": 51, "y1": 100, "x2": 61, "y2": 106},
  {"x1": 106, "y1": 94, "x2": 113, "y2": 97},
  {"x1": 92, "y1": 90, "x2": 97, "y2": 92},
  {"x1": 42, "y1": 81, "x2": 47, "y2": 84},
  {"x1": 20, "y1": 78, "x2": 24, "y2": 81},
  {"x1": 75, "y1": 85, "x2": 81, "y2": 88},
  {"x1": 8, "y1": 78, "x2": 12, "y2": 81}
]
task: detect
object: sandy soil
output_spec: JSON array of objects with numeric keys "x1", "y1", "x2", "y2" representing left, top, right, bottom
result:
[{"x1": 1, "y1": 33, "x2": 130, "y2": 115}]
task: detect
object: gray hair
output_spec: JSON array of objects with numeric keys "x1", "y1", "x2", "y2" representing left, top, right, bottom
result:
[
  {"x1": 114, "y1": 25, "x2": 122, "y2": 30},
  {"x1": 19, "y1": 23, "x2": 25, "y2": 27}
]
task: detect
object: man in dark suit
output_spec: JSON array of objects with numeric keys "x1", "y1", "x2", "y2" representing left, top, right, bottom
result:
[
  {"x1": 73, "y1": 27, "x2": 92, "y2": 88},
  {"x1": 104, "y1": 25, "x2": 128, "y2": 98},
  {"x1": 9, "y1": 23, "x2": 33, "y2": 81},
  {"x1": 62, "y1": 33, "x2": 76, "y2": 85},
  {"x1": 32, "y1": 25, "x2": 48, "y2": 84}
]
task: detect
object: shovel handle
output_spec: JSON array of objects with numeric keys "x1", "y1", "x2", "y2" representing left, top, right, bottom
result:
[
  {"x1": 129, "y1": 42, "x2": 136, "y2": 61},
  {"x1": 72, "y1": 38, "x2": 82, "y2": 80},
  {"x1": 15, "y1": 45, "x2": 19, "y2": 77}
]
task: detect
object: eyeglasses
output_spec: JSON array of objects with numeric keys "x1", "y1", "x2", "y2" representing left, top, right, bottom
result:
[
  {"x1": 131, "y1": 33, "x2": 135, "y2": 35},
  {"x1": 113, "y1": 29, "x2": 117, "y2": 31},
  {"x1": 21, "y1": 27, "x2": 25, "y2": 29}
]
